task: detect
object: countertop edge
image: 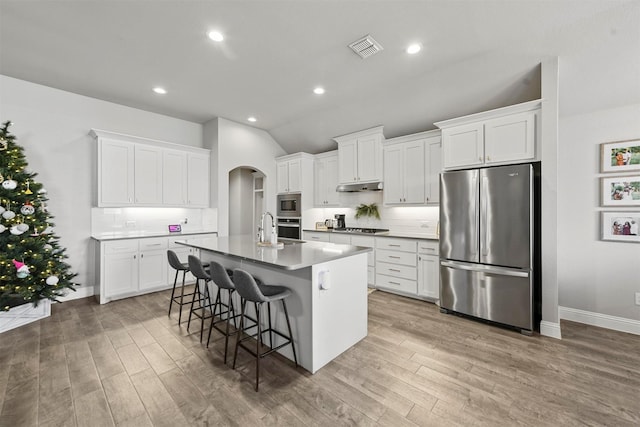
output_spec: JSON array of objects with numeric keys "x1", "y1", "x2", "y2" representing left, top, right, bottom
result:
[
  {"x1": 91, "y1": 230, "x2": 218, "y2": 241},
  {"x1": 303, "y1": 229, "x2": 438, "y2": 240}
]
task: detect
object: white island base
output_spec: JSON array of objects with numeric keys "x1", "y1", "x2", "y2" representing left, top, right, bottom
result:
[{"x1": 195, "y1": 246, "x2": 368, "y2": 374}]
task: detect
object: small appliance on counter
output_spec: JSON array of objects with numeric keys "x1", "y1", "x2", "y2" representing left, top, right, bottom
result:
[
  {"x1": 315, "y1": 222, "x2": 328, "y2": 231},
  {"x1": 334, "y1": 214, "x2": 346, "y2": 230}
]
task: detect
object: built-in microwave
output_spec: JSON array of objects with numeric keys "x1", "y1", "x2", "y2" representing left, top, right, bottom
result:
[{"x1": 277, "y1": 193, "x2": 301, "y2": 217}]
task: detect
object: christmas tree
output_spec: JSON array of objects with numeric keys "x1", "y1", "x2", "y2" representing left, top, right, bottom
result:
[{"x1": 0, "y1": 120, "x2": 76, "y2": 311}]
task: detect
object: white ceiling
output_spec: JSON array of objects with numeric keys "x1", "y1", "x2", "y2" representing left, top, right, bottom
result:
[{"x1": 1, "y1": 1, "x2": 639, "y2": 154}]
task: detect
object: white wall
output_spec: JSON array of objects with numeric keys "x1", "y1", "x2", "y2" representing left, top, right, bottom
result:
[
  {"x1": 204, "y1": 117, "x2": 286, "y2": 236},
  {"x1": 558, "y1": 103, "x2": 640, "y2": 322},
  {"x1": 0, "y1": 75, "x2": 202, "y2": 293},
  {"x1": 228, "y1": 167, "x2": 254, "y2": 235}
]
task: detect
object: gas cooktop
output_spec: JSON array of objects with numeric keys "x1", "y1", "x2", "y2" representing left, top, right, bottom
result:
[{"x1": 336, "y1": 227, "x2": 390, "y2": 234}]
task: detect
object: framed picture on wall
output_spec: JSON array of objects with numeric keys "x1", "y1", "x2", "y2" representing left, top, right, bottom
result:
[
  {"x1": 601, "y1": 212, "x2": 640, "y2": 242},
  {"x1": 601, "y1": 175, "x2": 640, "y2": 206},
  {"x1": 600, "y1": 139, "x2": 640, "y2": 173}
]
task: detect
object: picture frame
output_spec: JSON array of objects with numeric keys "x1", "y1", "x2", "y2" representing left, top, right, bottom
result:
[
  {"x1": 601, "y1": 175, "x2": 640, "y2": 206},
  {"x1": 600, "y1": 139, "x2": 640, "y2": 173},
  {"x1": 601, "y1": 212, "x2": 640, "y2": 242}
]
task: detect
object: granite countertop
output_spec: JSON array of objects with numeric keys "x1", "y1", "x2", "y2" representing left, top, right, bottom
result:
[
  {"x1": 178, "y1": 235, "x2": 371, "y2": 271},
  {"x1": 302, "y1": 228, "x2": 438, "y2": 240},
  {"x1": 91, "y1": 229, "x2": 218, "y2": 241}
]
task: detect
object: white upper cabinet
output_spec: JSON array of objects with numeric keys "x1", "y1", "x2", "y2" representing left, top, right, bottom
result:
[
  {"x1": 314, "y1": 151, "x2": 339, "y2": 207},
  {"x1": 91, "y1": 129, "x2": 210, "y2": 208},
  {"x1": 435, "y1": 100, "x2": 541, "y2": 170},
  {"x1": 383, "y1": 129, "x2": 441, "y2": 206},
  {"x1": 162, "y1": 150, "x2": 188, "y2": 205},
  {"x1": 276, "y1": 153, "x2": 313, "y2": 195},
  {"x1": 186, "y1": 152, "x2": 210, "y2": 207},
  {"x1": 333, "y1": 126, "x2": 384, "y2": 184},
  {"x1": 98, "y1": 138, "x2": 134, "y2": 206},
  {"x1": 134, "y1": 144, "x2": 163, "y2": 205}
]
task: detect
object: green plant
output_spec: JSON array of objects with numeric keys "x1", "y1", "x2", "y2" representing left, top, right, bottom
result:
[{"x1": 354, "y1": 203, "x2": 380, "y2": 220}]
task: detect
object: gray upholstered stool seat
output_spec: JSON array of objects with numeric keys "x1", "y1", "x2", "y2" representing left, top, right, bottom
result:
[{"x1": 231, "y1": 268, "x2": 298, "y2": 391}]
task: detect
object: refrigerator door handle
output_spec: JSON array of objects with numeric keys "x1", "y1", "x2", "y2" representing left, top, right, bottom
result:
[
  {"x1": 440, "y1": 260, "x2": 530, "y2": 278},
  {"x1": 480, "y1": 176, "x2": 488, "y2": 257}
]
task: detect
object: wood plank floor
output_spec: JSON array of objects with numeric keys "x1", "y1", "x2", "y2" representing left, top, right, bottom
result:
[{"x1": 1, "y1": 288, "x2": 639, "y2": 426}]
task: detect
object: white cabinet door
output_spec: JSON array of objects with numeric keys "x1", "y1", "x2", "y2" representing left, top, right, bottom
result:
[
  {"x1": 404, "y1": 141, "x2": 426, "y2": 204},
  {"x1": 99, "y1": 138, "x2": 134, "y2": 206},
  {"x1": 338, "y1": 139, "x2": 358, "y2": 184},
  {"x1": 484, "y1": 111, "x2": 535, "y2": 165},
  {"x1": 287, "y1": 159, "x2": 302, "y2": 193},
  {"x1": 426, "y1": 137, "x2": 442, "y2": 204},
  {"x1": 383, "y1": 144, "x2": 404, "y2": 204},
  {"x1": 277, "y1": 161, "x2": 290, "y2": 193},
  {"x1": 330, "y1": 233, "x2": 351, "y2": 245},
  {"x1": 442, "y1": 123, "x2": 484, "y2": 169},
  {"x1": 324, "y1": 155, "x2": 339, "y2": 205},
  {"x1": 139, "y1": 250, "x2": 168, "y2": 292},
  {"x1": 104, "y1": 252, "x2": 138, "y2": 298},
  {"x1": 163, "y1": 150, "x2": 187, "y2": 205},
  {"x1": 313, "y1": 159, "x2": 325, "y2": 206},
  {"x1": 357, "y1": 134, "x2": 381, "y2": 182},
  {"x1": 134, "y1": 144, "x2": 163, "y2": 205},
  {"x1": 187, "y1": 153, "x2": 210, "y2": 207},
  {"x1": 417, "y1": 255, "x2": 439, "y2": 300}
]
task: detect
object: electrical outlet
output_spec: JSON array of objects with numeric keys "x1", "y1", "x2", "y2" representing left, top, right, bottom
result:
[{"x1": 635, "y1": 292, "x2": 640, "y2": 306}]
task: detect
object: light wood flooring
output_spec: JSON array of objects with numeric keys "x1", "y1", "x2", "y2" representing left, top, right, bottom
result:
[{"x1": 1, "y1": 288, "x2": 639, "y2": 426}]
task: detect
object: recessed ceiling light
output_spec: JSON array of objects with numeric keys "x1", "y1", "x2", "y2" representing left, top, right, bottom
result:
[
  {"x1": 406, "y1": 43, "x2": 422, "y2": 55},
  {"x1": 313, "y1": 87, "x2": 325, "y2": 95},
  {"x1": 153, "y1": 87, "x2": 167, "y2": 95},
  {"x1": 208, "y1": 31, "x2": 224, "y2": 42},
  {"x1": 247, "y1": 117, "x2": 257, "y2": 122}
]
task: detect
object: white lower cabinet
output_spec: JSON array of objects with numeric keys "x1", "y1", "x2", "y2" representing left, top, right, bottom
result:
[
  {"x1": 417, "y1": 240, "x2": 440, "y2": 301},
  {"x1": 375, "y1": 237, "x2": 418, "y2": 295},
  {"x1": 97, "y1": 233, "x2": 214, "y2": 304},
  {"x1": 304, "y1": 231, "x2": 331, "y2": 242}
]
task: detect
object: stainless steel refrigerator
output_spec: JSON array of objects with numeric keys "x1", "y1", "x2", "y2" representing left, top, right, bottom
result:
[{"x1": 439, "y1": 163, "x2": 540, "y2": 334}]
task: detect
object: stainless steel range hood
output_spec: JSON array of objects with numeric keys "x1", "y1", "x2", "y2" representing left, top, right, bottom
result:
[{"x1": 336, "y1": 181, "x2": 383, "y2": 192}]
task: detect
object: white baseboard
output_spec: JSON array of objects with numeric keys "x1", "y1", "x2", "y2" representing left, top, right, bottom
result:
[
  {"x1": 59, "y1": 285, "x2": 94, "y2": 302},
  {"x1": 0, "y1": 300, "x2": 51, "y2": 333},
  {"x1": 560, "y1": 306, "x2": 640, "y2": 336},
  {"x1": 539, "y1": 320, "x2": 562, "y2": 339}
]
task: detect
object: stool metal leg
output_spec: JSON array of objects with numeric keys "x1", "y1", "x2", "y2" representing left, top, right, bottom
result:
[
  {"x1": 255, "y1": 302, "x2": 262, "y2": 392},
  {"x1": 177, "y1": 270, "x2": 187, "y2": 325},
  {"x1": 267, "y1": 302, "x2": 273, "y2": 349},
  {"x1": 186, "y1": 278, "x2": 201, "y2": 333},
  {"x1": 168, "y1": 269, "x2": 179, "y2": 317},
  {"x1": 223, "y1": 289, "x2": 235, "y2": 364},
  {"x1": 200, "y1": 282, "x2": 212, "y2": 343},
  {"x1": 232, "y1": 299, "x2": 246, "y2": 370},
  {"x1": 282, "y1": 299, "x2": 298, "y2": 367},
  {"x1": 206, "y1": 288, "x2": 222, "y2": 348}
]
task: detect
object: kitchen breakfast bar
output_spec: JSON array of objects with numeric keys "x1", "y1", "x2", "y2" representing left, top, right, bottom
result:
[{"x1": 177, "y1": 236, "x2": 370, "y2": 374}]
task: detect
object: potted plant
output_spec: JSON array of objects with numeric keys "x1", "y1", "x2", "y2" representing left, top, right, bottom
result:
[{"x1": 354, "y1": 203, "x2": 380, "y2": 221}]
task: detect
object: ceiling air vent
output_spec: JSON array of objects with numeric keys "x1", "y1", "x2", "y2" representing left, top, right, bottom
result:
[{"x1": 348, "y1": 35, "x2": 384, "y2": 59}]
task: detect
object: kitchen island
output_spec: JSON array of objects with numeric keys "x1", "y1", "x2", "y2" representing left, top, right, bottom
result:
[{"x1": 177, "y1": 235, "x2": 370, "y2": 374}]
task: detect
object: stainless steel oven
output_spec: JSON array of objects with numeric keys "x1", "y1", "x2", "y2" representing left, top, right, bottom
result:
[
  {"x1": 277, "y1": 217, "x2": 301, "y2": 240},
  {"x1": 277, "y1": 193, "x2": 301, "y2": 217}
]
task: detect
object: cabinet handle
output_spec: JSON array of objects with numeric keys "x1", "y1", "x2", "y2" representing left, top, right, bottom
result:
[
  {"x1": 418, "y1": 256, "x2": 421, "y2": 261},
  {"x1": 147, "y1": 243, "x2": 162, "y2": 247},
  {"x1": 133, "y1": 255, "x2": 136, "y2": 259},
  {"x1": 388, "y1": 244, "x2": 401, "y2": 247},
  {"x1": 389, "y1": 281, "x2": 401, "y2": 286},
  {"x1": 389, "y1": 268, "x2": 401, "y2": 272},
  {"x1": 141, "y1": 254, "x2": 144, "y2": 258},
  {"x1": 388, "y1": 255, "x2": 400, "y2": 259}
]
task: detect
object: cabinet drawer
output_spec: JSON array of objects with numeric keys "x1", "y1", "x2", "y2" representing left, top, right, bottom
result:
[
  {"x1": 375, "y1": 274, "x2": 417, "y2": 294},
  {"x1": 376, "y1": 249, "x2": 417, "y2": 267},
  {"x1": 351, "y1": 235, "x2": 375, "y2": 248},
  {"x1": 376, "y1": 261, "x2": 416, "y2": 280},
  {"x1": 376, "y1": 237, "x2": 417, "y2": 252},
  {"x1": 330, "y1": 233, "x2": 351, "y2": 245},
  {"x1": 305, "y1": 232, "x2": 331, "y2": 242},
  {"x1": 418, "y1": 240, "x2": 439, "y2": 255},
  {"x1": 104, "y1": 240, "x2": 138, "y2": 254},
  {"x1": 139, "y1": 237, "x2": 168, "y2": 251}
]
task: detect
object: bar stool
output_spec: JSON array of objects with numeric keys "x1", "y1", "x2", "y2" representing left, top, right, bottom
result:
[
  {"x1": 167, "y1": 250, "x2": 194, "y2": 325},
  {"x1": 186, "y1": 255, "x2": 214, "y2": 342},
  {"x1": 206, "y1": 261, "x2": 238, "y2": 363},
  {"x1": 231, "y1": 268, "x2": 298, "y2": 391}
]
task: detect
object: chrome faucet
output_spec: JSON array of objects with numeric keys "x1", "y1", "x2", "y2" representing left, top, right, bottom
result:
[{"x1": 258, "y1": 211, "x2": 276, "y2": 243}]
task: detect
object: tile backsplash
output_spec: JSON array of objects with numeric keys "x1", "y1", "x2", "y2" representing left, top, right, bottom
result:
[{"x1": 91, "y1": 207, "x2": 217, "y2": 234}]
